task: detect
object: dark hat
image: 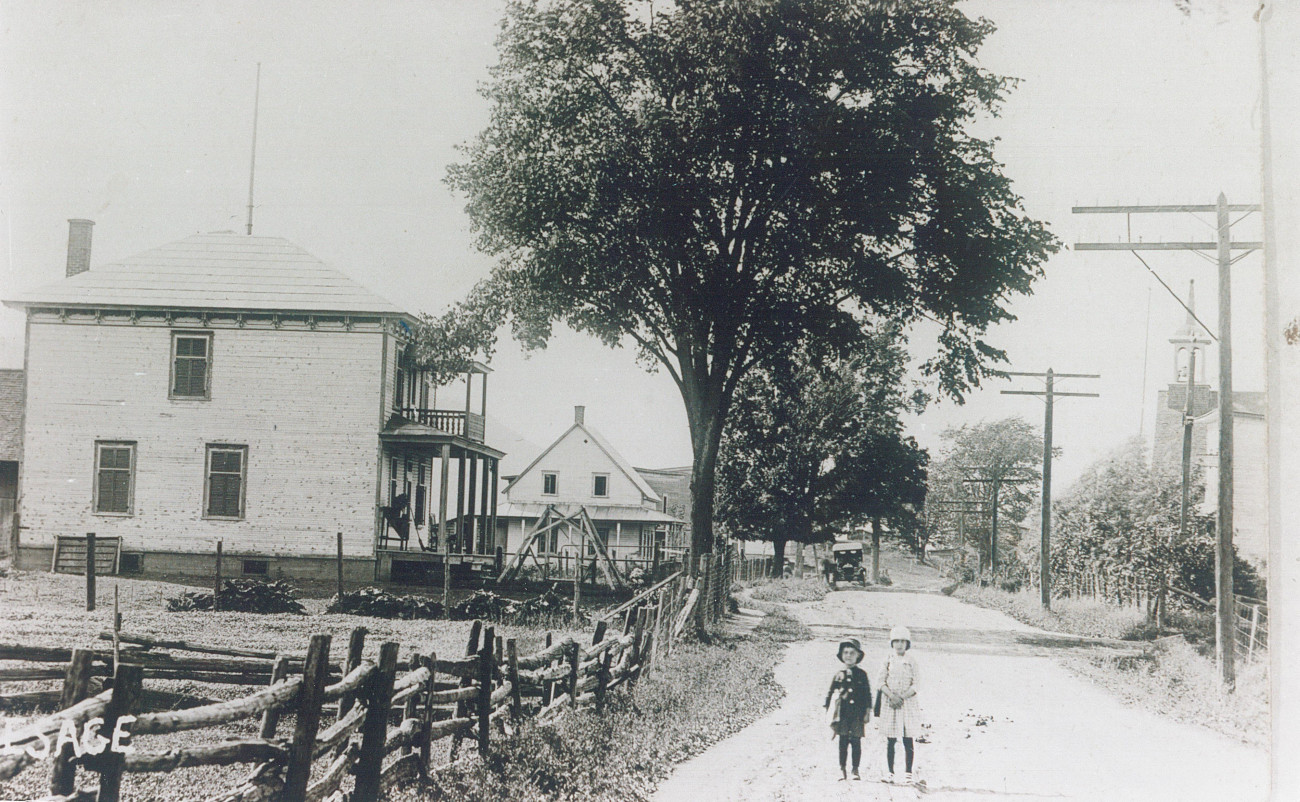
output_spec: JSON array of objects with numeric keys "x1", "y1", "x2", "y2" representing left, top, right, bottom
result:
[{"x1": 838, "y1": 638, "x2": 863, "y2": 656}]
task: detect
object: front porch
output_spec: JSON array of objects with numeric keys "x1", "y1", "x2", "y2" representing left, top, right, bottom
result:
[{"x1": 375, "y1": 415, "x2": 505, "y2": 583}]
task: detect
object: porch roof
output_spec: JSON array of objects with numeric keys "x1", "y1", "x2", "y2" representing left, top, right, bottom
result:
[
  {"x1": 380, "y1": 415, "x2": 505, "y2": 459},
  {"x1": 497, "y1": 501, "x2": 681, "y2": 525}
]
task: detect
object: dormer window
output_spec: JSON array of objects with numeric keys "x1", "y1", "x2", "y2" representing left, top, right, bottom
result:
[
  {"x1": 171, "y1": 332, "x2": 212, "y2": 399},
  {"x1": 542, "y1": 472, "x2": 558, "y2": 495}
]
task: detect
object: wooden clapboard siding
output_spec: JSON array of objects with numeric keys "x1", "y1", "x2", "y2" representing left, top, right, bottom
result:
[{"x1": 20, "y1": 321, "x2": 384, "y2": 559}]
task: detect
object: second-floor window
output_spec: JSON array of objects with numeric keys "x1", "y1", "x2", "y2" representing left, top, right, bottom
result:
[
  {"x1": 205, "y1": 445, "x2": 247, "y2": 519},
  {"x1": 171, "y1": 332, "x2": 212, "y2": 399},
  {"x1": 592, "y1": 473, "x2": 609, "y2": 498},
  {"x1": 94, "y1": 441, "x2": 135, "y2": 514},
  {"x1": 542, "y1": 472, "x2": 558, "y2": 495}
]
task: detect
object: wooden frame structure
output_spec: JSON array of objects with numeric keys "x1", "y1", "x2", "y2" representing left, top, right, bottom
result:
[{"x1": 497, "y1": 505, "x2": 626, "y2": 590}]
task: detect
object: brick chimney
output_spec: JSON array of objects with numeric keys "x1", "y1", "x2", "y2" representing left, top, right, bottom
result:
[
  {"x1": 574, "y1": 405, "x2": 585, "y2": 425},
  {"x1": 66, "y1": 219, "x2": 94, "y2": 278}
]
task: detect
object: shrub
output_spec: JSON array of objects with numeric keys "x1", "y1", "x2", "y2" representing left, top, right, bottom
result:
[
  {"x1": 450, "y1": 590, "x2": 519, "y2": 621},
  {"x1": 327, "y1": 587, "x2": 444, "y2": 619},
  {"x1": 166, "y1": 579, "x2": 306, "y2": 615},
  {"x1": 514, "y1": 585, "x2": 577, "y2": 623}
]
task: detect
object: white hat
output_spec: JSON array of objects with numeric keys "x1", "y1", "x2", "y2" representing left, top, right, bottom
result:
[{"x1": 889, "y1": 626, "x2": 912, "y2": 644}]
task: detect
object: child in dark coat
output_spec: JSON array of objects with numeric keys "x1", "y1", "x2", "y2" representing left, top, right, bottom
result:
[{"x1": 824, "y1": 638, "x2": 871, "y2": 780}]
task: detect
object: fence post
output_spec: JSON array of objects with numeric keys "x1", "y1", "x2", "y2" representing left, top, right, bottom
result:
[
  {"x1": 354, "y1": 641, "x2": 399, "y2": 802},
  {"x1": 258, "y1": 655, "x2": 292, "y2": 739},
  {"x1": 449, "y1": 622, "x2": 483, "y2": 760},
  {"x1": 697, "y1": 555, "x2": 712, "y2": 629},
  {"x1": 338, "y1": 626, "x2": 368, "y2": 723},
  {"x1": 477, "y1": 627, "x2": 494, "y2": 754},
  {"x1": 506, "y1": 639, "x2": 522, "y2": 720},
  {"x1": 94, "y1": 662, "x2": 143, "y2": 802},
  {"x1": 401, "y1": 652, "x2": 421, "y2": 758},
  {"x1": 336, "y1": 531, "x2": 346, "y2": 600},
  {"x1": 419, "y1": 651, "x2": 437, "y2": 770},
  {"x1": 284, "y1": 634, "x2": 332, "y2": 802},
  {"x1": 85, "y1": 532, "x2": 96, "y2": 612},
  {"x1": 50, "y1": 648, "x2": 95, "y2": 795},
  {"x1": 592, "y1": 619, "x2": 607, "y2": 646},
  {"x1": 540, "y1": 633, "x2": 555, "y2": 706},
  {"x1": 631, "y1": 606, "x2": 647, "y2": 682},
  {"x1": 595, "y1": 650, "x2": 612, "y2": 712},
  {"x1": 213, "y1": 539, "x2": 223, "y2": 612},
  {"x1": 567, "y1": 640, "x2": 580, "y2": 702}
]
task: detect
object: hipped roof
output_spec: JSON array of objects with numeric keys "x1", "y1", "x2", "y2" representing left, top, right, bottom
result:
[{"x1": 5, "y1": 232, "x2": 413, "y2": 319}]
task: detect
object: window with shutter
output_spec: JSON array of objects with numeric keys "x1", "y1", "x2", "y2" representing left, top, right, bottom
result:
[
  {"x1": 205, "y1": 445, "x2": 247, "y2": 519},
  {"x1": 171, "y1": 333, "x2": 212, "y2": 399},
  {"x1": 94, "y1": 442, "x2": 135, "y2": 514}
]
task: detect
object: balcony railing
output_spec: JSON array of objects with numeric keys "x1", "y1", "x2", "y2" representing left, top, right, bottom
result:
[{"x1": 398, "y1": 408, "x2": 485, "y2": 442}]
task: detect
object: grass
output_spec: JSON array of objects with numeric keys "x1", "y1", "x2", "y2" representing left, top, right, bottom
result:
[
  {"x1": 746, "y1": 576, "x2": 828, "y2": 604},
  {"x1": 954, "y1": 582, "x2": 1268, "y2": 748},
  {"x1": 953, "y1": 584, "x2": 1148, "y2": 640},
  {"x1": 392, "y1": 610, "x2": 808, "y2": 802}
]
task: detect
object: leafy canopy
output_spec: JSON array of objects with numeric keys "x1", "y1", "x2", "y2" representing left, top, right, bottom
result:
[
  {"x1": 447, "y1": 0, "x2": 1058, "y2": 402},
  {"x1": 716, "y1": 329, "x2": 928, "y2": 548}
]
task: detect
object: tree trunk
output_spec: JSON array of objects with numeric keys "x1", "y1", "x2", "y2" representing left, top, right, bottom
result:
[
  {"x1": 794, "y1": 542, "x2": 805, "y2": 578},
  {"x1": 772, "y1": 538, "x2": 787, "y2": 578},
  {"x1": 871, "y1": 516, "x2": 882, "y2": 584},
  {"x1": 684, "y1": 382, "x2": 728, "y2": 575}
]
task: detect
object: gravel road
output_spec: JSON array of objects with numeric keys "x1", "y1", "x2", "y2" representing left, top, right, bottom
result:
[{"x1": 654, "y1": 587, "x2": 1268, "y2": 802}]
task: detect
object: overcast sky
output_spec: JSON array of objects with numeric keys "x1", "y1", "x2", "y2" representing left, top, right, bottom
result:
[{"x1": 0, "y1": 0, "x2": 1291, "y2": 489}]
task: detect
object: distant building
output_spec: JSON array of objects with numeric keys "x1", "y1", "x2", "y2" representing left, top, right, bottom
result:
[
  {"x1": 497, "y1": 406, "x2": 684, "y2": 568},
  {"x1": 4, "y1": 221, "x2": 505, "y2": 581},
  {"x1": 0, "y1": 368, "x2": 22, "y2": 552},
  {"x1": 635, "y1": 464, "x2": 692, "y2": 544},
  {"x1": 1151, "y1": 281, "x2": 1267, "y2": 567}
]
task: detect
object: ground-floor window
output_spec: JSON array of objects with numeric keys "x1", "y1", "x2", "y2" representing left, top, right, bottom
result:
[
  {"x1": 94, "y1": 441, "x2": 135, "y2": 515},
  {"x1": 205, "y1": 444, "x2": 247, "y2": 519}
]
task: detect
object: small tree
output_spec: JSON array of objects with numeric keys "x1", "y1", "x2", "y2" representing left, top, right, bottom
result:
[
  {"x1": 926, "y1": 417, "x2": 1043, "y2": 571},
  {"x1": 446, "y1": 0, "x2": 1058, "y2": 570}
]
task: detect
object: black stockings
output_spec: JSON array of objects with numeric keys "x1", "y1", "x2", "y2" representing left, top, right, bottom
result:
[
  {"x1": 837, "y1": 736, "x2": 861, "y2": 772},
  {"x1": 886, "y1": 737, "x2": 914, "y2": 773}
]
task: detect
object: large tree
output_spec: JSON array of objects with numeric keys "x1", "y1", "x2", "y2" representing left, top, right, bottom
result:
[
  {"x1": 716, "y1": 331, "x2": 927, "y2": 576},
  {"x1": 446, "y1": 0, "x2": 1057, "y2": 564}
]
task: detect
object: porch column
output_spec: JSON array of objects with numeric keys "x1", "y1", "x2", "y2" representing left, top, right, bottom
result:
[
  {"x1": 437, "y1": 445, "x2": 450, "y2": 556},
  {"x1": 467, "y1": 454, "x2": 480, "y2": 555},
  {"x1": 489, "y1": 459, "x2": 499, "y2": 552},
  {"x1": 478, "y1": 456, "x2": 491, "y2": 554},
  {"x1": 455, "y1": 452, "x2": 467, "y2": 554}
]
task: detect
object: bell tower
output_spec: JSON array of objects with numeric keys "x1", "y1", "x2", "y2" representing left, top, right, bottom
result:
[{"x1": 1169, "y1": 280, "x2": 1209, "y2": 384}]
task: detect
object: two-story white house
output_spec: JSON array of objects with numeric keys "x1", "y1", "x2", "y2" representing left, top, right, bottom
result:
[
  {"x1": 5, "y1": 221, "x2": 504, "y2": 582},
  {"x1": 495, "y1": 406, "x2": 683, "y2": 571}
]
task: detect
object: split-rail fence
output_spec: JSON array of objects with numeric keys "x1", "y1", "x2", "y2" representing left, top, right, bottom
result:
[{"x1": 0, "y1": 553, "x2": 736, "y2": 802}]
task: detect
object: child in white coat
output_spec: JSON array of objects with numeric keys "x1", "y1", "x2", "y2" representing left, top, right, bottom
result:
[{"x1": 877, "y1": 625, "x2": 920, "y2": 784}]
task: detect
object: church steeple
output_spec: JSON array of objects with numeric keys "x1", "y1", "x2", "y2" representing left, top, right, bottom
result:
[{"x1": 1170, "y1": 280, "x2": 1208, "y2": 383}]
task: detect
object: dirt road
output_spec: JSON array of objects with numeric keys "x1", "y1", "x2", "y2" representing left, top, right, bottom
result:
[{"x1": 654, "y1": 588, "x2": 1268, "y2": 802}]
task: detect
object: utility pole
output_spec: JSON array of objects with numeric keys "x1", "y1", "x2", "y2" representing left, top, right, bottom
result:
[
  {"x1": 1073, "y1": 197, "x2": 1260, "y2": 687},
  {"x1": 1002, "y1": 370, "x2": 1099, "y2": 609},
  {"x1": 959, "y1": 473, "x2": 1033, "y2": 574}
]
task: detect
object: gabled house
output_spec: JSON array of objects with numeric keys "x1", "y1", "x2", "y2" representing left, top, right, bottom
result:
[
  {"x1": 496, "y1": 406, "x2": 683, "y2": 569},
  {"x1": 4, "y1": 221, "x2": 504, "y2": 581}
]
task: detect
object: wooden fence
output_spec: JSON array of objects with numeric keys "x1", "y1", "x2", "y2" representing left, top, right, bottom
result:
[{"x1": 0, "y1": 554, "x2": 738, "y2": 802}]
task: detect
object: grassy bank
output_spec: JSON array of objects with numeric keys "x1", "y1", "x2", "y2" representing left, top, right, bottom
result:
[
  {"x1": 397, "y1": 610, "x2": 808, "y2": 802},
  {"x1": 955, "y1": 583, "x2": 1268, "y2": 748},
  {"x1": 746, "y1": 576, "x2": 828, "y2": 604}
]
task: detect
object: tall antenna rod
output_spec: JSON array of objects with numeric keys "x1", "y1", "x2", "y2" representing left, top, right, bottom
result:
[{"x1": 246, "y1": 63, "x2": 262, "y2": 236}]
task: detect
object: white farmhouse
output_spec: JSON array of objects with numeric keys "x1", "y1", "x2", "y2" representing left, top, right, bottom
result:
[
  {"x1": 496, "y1": 406, "x2": 684, "y2": 572},
  {"x1": 5, "y1": 221, "x2": 504, "y2": 582}
]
